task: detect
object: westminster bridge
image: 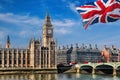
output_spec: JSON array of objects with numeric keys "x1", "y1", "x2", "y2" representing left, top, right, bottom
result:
[{"x1": 75, "y1": 62, "x2": 120, "y2": 75}]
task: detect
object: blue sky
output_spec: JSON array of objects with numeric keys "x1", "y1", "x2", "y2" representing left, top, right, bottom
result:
[{"x1": 0, "y1": 0, "x2": 120, "y2": 49}]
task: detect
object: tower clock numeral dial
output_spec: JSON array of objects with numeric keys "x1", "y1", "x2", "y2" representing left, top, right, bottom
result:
[{"x1": 48, "y1": 30, "x2": 51, "y2": 34}]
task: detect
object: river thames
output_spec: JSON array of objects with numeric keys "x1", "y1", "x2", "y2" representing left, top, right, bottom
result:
[{"x1": 0, "y1": 73, "x2": 120, "y2": 80}]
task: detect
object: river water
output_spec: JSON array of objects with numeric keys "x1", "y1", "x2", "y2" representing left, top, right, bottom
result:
[{"x1": 0, "y1": 73, "x2": 120, "y2": 80}]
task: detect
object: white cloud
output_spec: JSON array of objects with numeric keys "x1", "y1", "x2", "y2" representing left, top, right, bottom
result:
[
  {"x1": 0, "y1": 12, "x2": 119, "y2": 49},
  {"x1": 54, "y1": 28, "x2": 72, "y2": 34},
  {"x1": 0, "y1": 31, "x2": 4, "y2": 39},
  {"x1": 0, "y1": 13, "x2": 44, "y2": 46},
  {"x1": 0, "y1": 26, "x2": 9, "y2": 38},
  {"x1": 61, "y1": 1, "x2": 80, "y2": 14},
  {"x1": 53, "y1": 19, "x2": 76, "y2": 27},
  {"x1": 0, "y1": 13, "x2": 43, "y2": 27},
  {"x1": 53, "y1": 19, "x2": 81, "y2": 34},
  {"x1": 0, "y1": 27, "x2": 10, "y2": 47},
  {"x1": 0, "y1": 13, "x2": 79, "y2": 28},
  {"x1": 69, "y1": 3, "x2": 78, "y2": 14},
  {"x1": 19, "y1": 30, "x2": 29, "y2": 36},
  {"x1": 0, "y1": 13, "x2": 81, "y2": 37}
]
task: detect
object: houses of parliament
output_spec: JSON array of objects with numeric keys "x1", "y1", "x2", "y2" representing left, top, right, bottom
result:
[
  {"x1": 0, "y1": 12, "x2": 114, "y2": 71},
  {"x1": 0, "y1": 12, "x2": 57, "y2": 69}
]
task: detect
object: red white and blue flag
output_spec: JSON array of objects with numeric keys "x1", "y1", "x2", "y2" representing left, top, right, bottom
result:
[{"x1": 76, "y1": 0, "x2": 120, "y2": 29}]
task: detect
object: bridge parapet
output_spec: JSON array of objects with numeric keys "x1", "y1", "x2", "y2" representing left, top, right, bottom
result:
[
  {"x1": 74, "y1": 62, "x2": 120, "y2": 75},
  {"x1": 76, "y1": 62, "x2": 120, "y2": 69}
]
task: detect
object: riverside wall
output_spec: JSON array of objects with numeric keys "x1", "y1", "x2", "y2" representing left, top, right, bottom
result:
[{"x1": 0, "y1": 68, "x2": 58, "y2": 74}]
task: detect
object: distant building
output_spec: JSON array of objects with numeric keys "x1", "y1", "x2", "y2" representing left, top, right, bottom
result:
[
  {"x1": 76, "y1": 44, "x2": 102, "y2": 63},
  {"x1": 0, "y1": 12, "x2": 57, "y2": 69},
  {"x1": 102, "y1": 45, "x2": 120, "y2": 62},
  {"x1": 57, "y1": 44, "x2": 75, "y2": 65},
  {"x1": 57, "y1": 43, "x2": 102, "y2": 65}
]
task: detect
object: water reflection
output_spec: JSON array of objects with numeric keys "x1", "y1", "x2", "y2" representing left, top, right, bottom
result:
[
  {"x1": 57, "y1": 74, "x2": 120, "y2": 80},
  {"x1": 0, "y1": 74, "x2": 57, "y2": 80},
  {"x1": 0, "y1": 73, "x2": 120, "y2": 80}
]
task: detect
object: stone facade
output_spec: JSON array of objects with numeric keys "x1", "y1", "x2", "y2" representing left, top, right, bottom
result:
[
  {"x1": 76, "y1": 44, "x2": 102, "y2": 63},
  {"x1": 57, "y1": 44, "x2": 102, "y2": 65},
  {"x1": 0, "y1": 12, "x2": 57, "y2": 69},
  {"x1": 102, "y1": 45, "x2": 120, "y2": 62}
]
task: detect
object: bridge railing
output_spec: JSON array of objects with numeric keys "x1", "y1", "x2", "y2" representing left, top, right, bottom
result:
[{"x1": 74, "y1": 62, "x2": 120, "y2": 68}]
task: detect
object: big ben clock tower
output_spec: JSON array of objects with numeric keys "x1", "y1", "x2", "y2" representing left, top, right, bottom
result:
[{"x1": 42, "y1": 12, "x2": 53, "y2": 47}]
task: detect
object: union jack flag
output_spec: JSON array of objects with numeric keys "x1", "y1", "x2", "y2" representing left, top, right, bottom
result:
[{"x1": 76, "y1": 0, "x2": 120, "y2": 29}]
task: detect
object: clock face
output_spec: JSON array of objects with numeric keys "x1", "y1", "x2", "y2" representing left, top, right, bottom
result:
[{"x1": 48, "y1": 30, "x2": 52, "y2": 34}]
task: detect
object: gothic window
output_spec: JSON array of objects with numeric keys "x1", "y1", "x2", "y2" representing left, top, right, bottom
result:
[
  {"x1": 27, "y1": 54, "x2": 30, "y2": 59},
  {"x1": 9, "y1": 53, "x2": 12, "y2": 59},
  {"x1": 19, "y1": 53, "x2": 21, "y2": 58},
  {"x1": 0, "y1": 53, "x2": 1, "y2": 59},
  {"x1": 14, "y1": 60, "x2": 16, "y2": 64},
  {"x1": 9, "y1": 60, "x2": 12, "y2": 64},
  {"x1": 18, "y1": 60, "x2": 21, "y2": 64},
  {"x1": 4, "y1": 60, "x2": 7, "y2": 64},
  {"x1": 23, "y1": 60, "x2": 25, "y2": 64},
  {"x1": 0, "y1": 60, "x2": 1, "y2": 64},
  {"x1": 4, "y1": 53, "x2": 7, "y2": 59},
  {"x1": 14, "y1": 53, "x2": 16, "y2": 59},
  {"x1": 27, "y1": 60, "x2": 30, "y2": 64},
  {"x1": 23, "y1": 53, "x2": 25, "y2": 58}
]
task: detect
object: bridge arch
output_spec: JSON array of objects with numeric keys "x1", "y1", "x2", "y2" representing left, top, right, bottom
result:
[
  {"x1": 80, "y1": 65, "x2": 93, "y2": 74},
  {"x1": 116, "y1": 66, "x2": 120, "y2": 75},
  {"x1": 95, "y1": 64, "x2": 114, "y2": 74}
]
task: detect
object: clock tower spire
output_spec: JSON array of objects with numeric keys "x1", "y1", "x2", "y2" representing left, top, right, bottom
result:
[{"x1": 42, "y1": 11, "x2": 53, "y2": 47}]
